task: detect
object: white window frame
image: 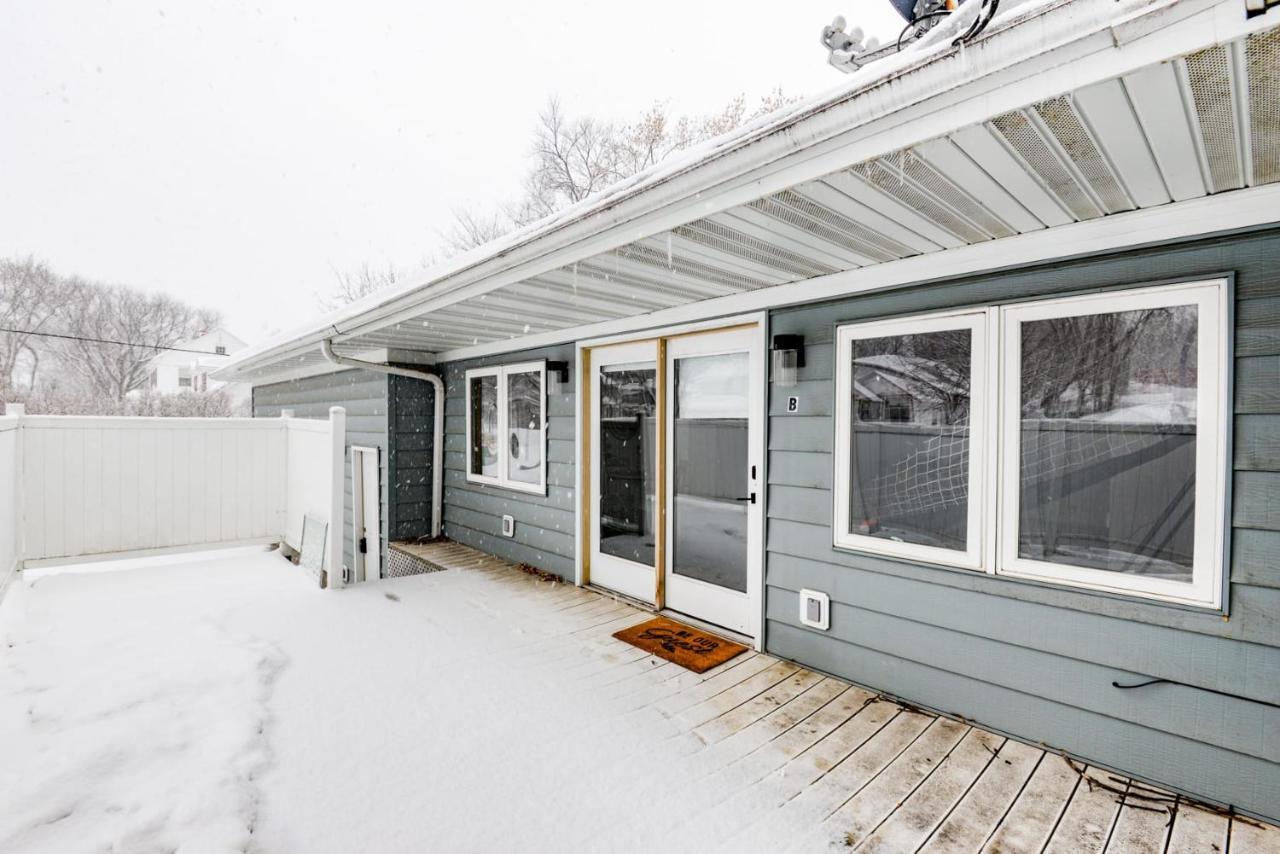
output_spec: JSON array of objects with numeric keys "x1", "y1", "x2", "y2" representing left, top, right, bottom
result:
[
  {"x1": 833, "y1": 309, "x2": 990, "y2": 571},
  {"x1": 464, "y1": 361, "x2": 547, "y2": 495},
  {"x1": 996, "y1": 280, "x2": 1228, "y2": 609},
  {"x1": 831, "y1": 279, "x2": 1230, "y2": 609}
]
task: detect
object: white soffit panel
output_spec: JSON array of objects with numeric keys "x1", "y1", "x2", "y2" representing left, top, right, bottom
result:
[
  {"x1": 1032, "y1": 95, "x2": 1135, "y2": 215},
  {"x1": 851, "y1": 158, "x2": 994, "y2": 243},
  {"x1": 1071, "y1": 79, "x2": 1173, "y2": 209},
  {"x1": 1248, "y1": 28, "x2": 1280, "y2": 186},
  {"x1": 796, "y1": 180, "x2": 943, "y2": 256},
  {"x1": 1122, "y1": 62, "x2": 1210, "y2": 201},
  {"x1": 949, "y1": 123, "x2": 1073, "y2": 228},
  {"x1": 1180, "y1": 48, "x2": 1244, "y2": 194},
  {"x1": 713, "y1": 209, "x2": 873, "y2": 270},
  {"x1": 823, "y1": 170, "x2": 967, "y2": 250},
  {"x1": 913, "y1": 137, "x2": 1046, "y2": 234},
  {"x1": 990, "y1": 109, "x2": 1105, "y2": 221},
  {"x1": 675, "y1": 218, "x2": 841, "y2": 280}
]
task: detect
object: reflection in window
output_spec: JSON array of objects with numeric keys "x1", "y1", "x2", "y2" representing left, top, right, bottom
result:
[
  {"x1": 507, "y1": 371, "x2": 543, "y2": 485},
  {"x1": 469, "y1": 374, "x2": 499, "y2": 479},
  {"x1": 598, "y1": 363, "x2": 657, "y2": 565},
  {"x1": 849, "y1": 329, "x2": 972, "y2": 550},
  {"x1": 673, "y1": 352, "x2": 749, "y2": 592},
  {"x1": 1018, "y1": 305, "x2": 1198, "y2": 580}
]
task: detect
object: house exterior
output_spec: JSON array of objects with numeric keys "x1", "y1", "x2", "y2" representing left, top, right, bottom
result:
[
  {"x1": 146, "y1": 328, "x2": 247, "y2": 395},
  {"x1": 217, "y1": 0, "x2": 1280, "y2": 822}
]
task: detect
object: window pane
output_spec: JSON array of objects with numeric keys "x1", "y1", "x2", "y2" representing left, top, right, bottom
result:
[
  {"x1": 849, "y1": 329, "x2": 972, "y2": 550},
  {"x1": 506, "y1": 370, "x2": 543, "y2": 485},
  {"x1": 468, "y1": 375, "x2": 498, "y2": 478},
  {"x1": 673, "y1": 352, "x2": 749, "y2": 593},
  {"x1": 599, "y1": 362, "x2": 657, "y2": 565},
  {"x1": 1018, "y1": 305, "x2": 1198, "y2": 580}
]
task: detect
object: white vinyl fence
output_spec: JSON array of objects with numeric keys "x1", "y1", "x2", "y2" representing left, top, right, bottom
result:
[
  {"x1": 283, "y1": 416, "x2": 335, "y2": 553},
  {"x1": 1, "y1": 406, "x2": 346, "y2": 578},
  {"x1": 0, "y1": 413, "x2": 19, "y2": 590}
]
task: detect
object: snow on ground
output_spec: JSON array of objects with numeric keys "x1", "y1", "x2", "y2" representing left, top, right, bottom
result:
[{"x1": 0, "y1": 547, "x2": 762, "y2": 853}]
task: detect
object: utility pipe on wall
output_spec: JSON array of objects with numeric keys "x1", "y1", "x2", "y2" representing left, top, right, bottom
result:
[{"x1": 320, "y1": 340, "x2": 444, "y2": 540}]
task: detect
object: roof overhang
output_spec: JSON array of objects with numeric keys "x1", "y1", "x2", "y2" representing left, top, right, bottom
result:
[{"x1": 220, "y1": 0, "x2": 1280, "y2": 385}]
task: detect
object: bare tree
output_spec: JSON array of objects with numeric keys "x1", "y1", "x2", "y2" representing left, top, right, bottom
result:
[
  {"x1": 321, "y1": 261, "x2": 400, "y2": 311},
  {"x1": 443, "y1": 90, "x2": 801, "y2": 255},
  {"x1": 56, "y1": 278, "x2": 220, "y2": 402},
  {"x1": 0, "y1": 256, "x2": 64, "y2": 393},
  {"x1": 444, "y1": 208, "x2": 518, "y2": 256}
]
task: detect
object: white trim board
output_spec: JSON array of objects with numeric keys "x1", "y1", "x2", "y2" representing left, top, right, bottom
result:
[{"x1": 435, "y1": 184, "x2": 1280, "y2": 363}]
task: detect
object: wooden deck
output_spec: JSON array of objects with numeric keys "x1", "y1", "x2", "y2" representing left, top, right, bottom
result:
[{"x1": 391, "y1": 540, "x2": 1280, "y2": 853}]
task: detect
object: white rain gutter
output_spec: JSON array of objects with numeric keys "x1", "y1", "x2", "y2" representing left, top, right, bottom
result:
[{"x1": 321, "y1": 340, "x2": 444, "y2": 539}]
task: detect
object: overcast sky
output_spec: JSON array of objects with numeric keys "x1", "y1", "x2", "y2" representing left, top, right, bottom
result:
[{"x1": 1, "y1": 1, "x2": 903, "y2": 345}]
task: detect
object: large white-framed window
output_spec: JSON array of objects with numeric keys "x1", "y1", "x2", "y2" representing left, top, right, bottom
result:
[
  {"x1": 833, "y1": 310, "x2": 990, "y2": 570},
  {"x1": 465, "y1": 361, "x2": 547, "y2": 494},
  {"x1": 997, "y1": 281, "x2": 1228, "y2": 608},
  {"x1": 831, "y1": 279, "x2": 1230, "y2": 609}
]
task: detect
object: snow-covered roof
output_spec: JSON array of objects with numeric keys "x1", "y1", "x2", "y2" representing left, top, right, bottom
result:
[{"x1": 219, "y1": 0, "x2": 1280, "y2": 385}]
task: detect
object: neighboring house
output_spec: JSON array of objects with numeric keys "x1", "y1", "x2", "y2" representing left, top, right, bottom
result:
[
  {"x1": 147, "y1": 328, "x2": 247, "y2": 399},
  {"x1": 217, "y1": 1, "x2": 1280, "y2": 823}
]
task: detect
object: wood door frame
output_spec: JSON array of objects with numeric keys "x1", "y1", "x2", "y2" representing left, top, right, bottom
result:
[{"x1": 576, "y1": 311, "x2": 767, "y2": 647}]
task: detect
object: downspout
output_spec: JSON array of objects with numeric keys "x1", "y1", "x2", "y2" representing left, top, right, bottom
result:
[{"x1": 321, "y1": 339, "x2": 444, "y2": 539}]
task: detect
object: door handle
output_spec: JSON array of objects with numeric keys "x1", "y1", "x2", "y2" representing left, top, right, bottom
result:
[{"x1": 734, "y1": 493, "x2": 757, "y2": 504}]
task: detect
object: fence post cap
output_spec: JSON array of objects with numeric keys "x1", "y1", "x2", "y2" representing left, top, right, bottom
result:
[
  {"x1": 4, "y1": 403, "x2": 24, "y2": 417},
  {"x1": 280, "y1": 409, "x2": 295, "y2": 418}
]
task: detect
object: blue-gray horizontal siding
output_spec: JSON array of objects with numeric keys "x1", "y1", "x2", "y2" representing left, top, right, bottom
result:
[
  {"x1": 440, "y1": 344, "x2": 576, "y2": 580},
  {"x1": 764, "y1": 228, "x2": 1280, "y2": 821},
  {"x1": 253, "y1": 369, "x2": 389, "y2": 572}
]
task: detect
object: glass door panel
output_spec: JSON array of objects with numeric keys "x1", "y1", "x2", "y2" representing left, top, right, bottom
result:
[
  {"x1": 664, "y1": 327, "x2": 761, "y2": 636},
  {"x1": 589, "y1": 340, "x2": 660, "y2": 603},
  {"x1": 672, "y1": 352, "x2": 749, "y2": 592},
  {"x1": 598, "y1": 362, "x2": 657, "y2": 566}
]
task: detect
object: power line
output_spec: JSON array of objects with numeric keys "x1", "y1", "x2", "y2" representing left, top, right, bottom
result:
[{"x1": 0, "y1": 327, "x2": 217, "y2": 355}]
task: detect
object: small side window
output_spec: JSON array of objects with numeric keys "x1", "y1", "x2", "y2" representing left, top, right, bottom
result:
[{"x1": 465, "y1": 362, "x2": 547, "y2": 494}]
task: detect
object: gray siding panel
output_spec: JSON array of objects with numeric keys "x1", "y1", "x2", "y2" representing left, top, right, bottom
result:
[
  {"x1": 765, "y1": 229, "x2": 1280, "y2": 820},
  {"x1": 254, "y1": 369, "x2": 389, "y2": 573},
  {"x1": 440, "y1": 343, "x2": 576, "y2": 580}
]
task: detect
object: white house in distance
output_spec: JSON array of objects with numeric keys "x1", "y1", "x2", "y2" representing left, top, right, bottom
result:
[{"x1": 146, "y1": 328, "x2": 247, "y2": 395}]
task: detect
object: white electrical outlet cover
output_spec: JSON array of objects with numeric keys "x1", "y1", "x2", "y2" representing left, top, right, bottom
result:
[
  {"x1": 799, "y1": 588, "x2": 830, "y2": 630},
  {"x1": 501, "y1": 515, "x2": 515, "y2": 537}
]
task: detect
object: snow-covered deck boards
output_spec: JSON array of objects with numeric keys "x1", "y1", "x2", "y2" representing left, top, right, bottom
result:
[
  {"x1": 3, "y1": 542, "x2": 1277, "y2": 853},
  {"x1": 397, "y1": 540, "x2": 1279, "y2": 853}
]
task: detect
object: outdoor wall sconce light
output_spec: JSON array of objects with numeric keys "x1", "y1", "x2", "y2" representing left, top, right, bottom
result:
[
  {"x1": 546, "y1": 360, "x2": 570, "y2": 394},
  {"x1": 771, "y1": 334, "x2": 805, "y2": 388}
]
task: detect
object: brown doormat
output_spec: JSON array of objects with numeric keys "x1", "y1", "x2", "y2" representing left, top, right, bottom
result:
[{"x1": 613, "y1": 616, "x2": 748, "y2": 673}]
